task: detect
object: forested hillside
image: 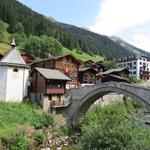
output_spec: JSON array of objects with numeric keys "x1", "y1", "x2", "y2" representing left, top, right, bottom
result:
[
  {"x1": 0, "y1": 0, "x2": 134, "y2": 58},
  {"x1": 110, "y1": 36, "x2": 150, "y2": 57}
]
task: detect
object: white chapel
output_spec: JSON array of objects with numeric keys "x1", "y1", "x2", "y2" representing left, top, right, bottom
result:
[{"x1": 0, "y1": 38, "x2": 30, "y2": 101}]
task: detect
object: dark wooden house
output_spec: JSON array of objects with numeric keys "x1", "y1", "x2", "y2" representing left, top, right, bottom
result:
[
  {"x1": 80, "y1": 60, "x2": 95, "y2": 68},
  {"x1": 140, "y1": 70, "x2": 150, "y2": 80},
  {"x1": 92, "y1": 61, "x2": 107, "y2": 72},
  {"x1": 101, "y1": 74, "x2": 129, "y2": 83},
  {"x1": 31, "y1": 54, "x2": 81, "y2": 89},
  {"x1": 97, "y1": 67, "x2": 130, "y2": 83},
  {"x1": 30, "y1": 67, "x2": 71, "y2": 112},
  {"x1": 78, "y1": 67, "x2": 98, "y2": 85}
]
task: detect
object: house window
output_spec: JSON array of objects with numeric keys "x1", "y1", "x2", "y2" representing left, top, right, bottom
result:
[
  {"x1": 133, "y1": 66, "x2": 136, "y2": 69},
  {"x1": 134, "y1": 61, "x2": 136, "y2": 65},
  {"x1": 133, "y1": 71, "x2": 136, "y2": 74},
  {"x1": 13, "y1": 68, "x2": 18, "y2": 72},
  {"x1": 91, "y1": 75, "x2": 94, "y2": 78},
  {"x1": 48, "y1": 95, "x2": 52, "y2": 100}
]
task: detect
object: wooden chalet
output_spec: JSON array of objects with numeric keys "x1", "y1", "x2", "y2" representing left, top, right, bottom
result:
[
  {"x1": 92, "y1": 61, "x2": 107, "y2": 72},
  {"x1": 99, "y1": 67, "x2": 129, "y2": 78},
  {"x1": 80, "y1": 60, "x2": 107, "y2": 73},
  {"x1": 30, "y1": 67, "x2": 71, "y2": 112},
  {"x1": 97, "y1": 67, "x2": 130, "y2": 83},
  {"x1": 78, "y1": 67, "x2": 98, "y2": 85},
  {"x1": 80, "y1": 60, "x2": 95, "y2": 68},
  {"x1": 31, "y1": 54, "x2": 81, "y2": 89},
  {"x1": 101, "y1": 74, "x2": 129, "y2": 83},
  {"x1": 140, "y1": 70, "x2": 150, "y2": 80}
]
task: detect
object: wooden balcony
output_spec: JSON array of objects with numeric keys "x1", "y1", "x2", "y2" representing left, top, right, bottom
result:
[{"x1": 47, "y1": 87, "x2": 65, "y2": 94}]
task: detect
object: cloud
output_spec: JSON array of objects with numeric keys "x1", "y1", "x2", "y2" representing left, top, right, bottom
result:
[
  {"x1": 132, "y1": 34, "x2": 150, "y2": 51},
  {"x1": 89, "y1": 0, "x2": 150, "y2": 35}
]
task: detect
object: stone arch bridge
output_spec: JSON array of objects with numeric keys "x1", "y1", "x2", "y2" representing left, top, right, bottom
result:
[{"x1": 62, "y1": 82, "x2": 150, "y2": 124}]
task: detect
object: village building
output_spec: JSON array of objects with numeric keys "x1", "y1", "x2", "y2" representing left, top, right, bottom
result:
[
  {"x1": 30, "y1": 67, "x2": 71, "y2": 113},
  {"x1": 117, "y1": 55, "x2": 150, "y2": 80},
  {"x1": 80, "y1": 60, "x2": 95, "y2": 68},
  {"x1": 21, "y1": 53, "x2": 35, "y2": 64},
  {"x1": 97, "y1": 67, "x2": 129, "y2": 83},
  {"x1": 31, "y1": 54, "x2": 81, "y2": 89},
  {"x1": 101, "y1": 74, "x2": 129, "y2": 83},
  {"x1": 78, "y1": 67, "x2": 98, "y2": 85},
  {"x1": 92, "y1": 61, "x2": 107, "y2": 72},
  {"x1": 0, "y1": 38, "x2": 30, "y2": 101}
]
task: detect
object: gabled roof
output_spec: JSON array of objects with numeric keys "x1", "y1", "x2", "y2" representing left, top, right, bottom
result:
[
  {"x1": 79, "y1": 67, "x2": 98, "y2": 73},
  {"x1": 102, "y1": 74, "x2": 129, "y2": 83},
  {"x1": 31, "y1": 54, "x2": 82, "y2": 66},
  {"x1": 35, "y1": 67, "x2": 71, "y2": 81},
  {"x1": 0, "y1": 47, "x2": 29, "y2": 68},
  {"x1": 99, "y1": 67, "x2": 129, "y2": 75}
]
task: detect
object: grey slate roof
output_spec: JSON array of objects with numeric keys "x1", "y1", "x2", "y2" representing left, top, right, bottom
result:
[
  {"x1": 35, "y1": 67, "x2": 71, "y2": 81},
  {"x1": 100, "y1": 67, "x2": 129, "y2": 75},
  {"x1": 0, "y1": 47, "x2": 25, "y2": 64},
  {"x1": 31, "y1": 54, "x2": 81, "y2": 65},
  {"x1": 79, "y1": 67, "x2": 98, "y2": 73}
]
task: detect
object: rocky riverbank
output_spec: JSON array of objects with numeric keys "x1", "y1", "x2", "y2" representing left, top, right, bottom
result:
[{"x1": 39, "y1": 126, "x2": 80, "y2": 150}]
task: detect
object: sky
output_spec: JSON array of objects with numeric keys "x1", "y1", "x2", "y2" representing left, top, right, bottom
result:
[{"x1": 18, "y1": 0, "x2": 150, "y2": 52}]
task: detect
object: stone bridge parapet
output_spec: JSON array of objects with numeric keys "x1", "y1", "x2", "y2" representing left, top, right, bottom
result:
[{"x1": 62, "y1": 82, "x2": 150, "y2": 124}]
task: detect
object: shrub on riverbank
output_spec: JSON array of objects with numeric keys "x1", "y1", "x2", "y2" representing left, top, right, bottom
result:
[
  {"x1": 0, "y1": 101, "x2": 53, "y2": 149},
  {"x1": 80, "y1": 101, "x2": 150, "y2": 150}
]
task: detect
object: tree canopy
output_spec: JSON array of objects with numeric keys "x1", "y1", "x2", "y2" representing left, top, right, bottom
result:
[
  {"x1": 24, "y1": 35, "x2": 63, "y2": 58},
  {"x1": 0, "y1": 20, "x2": 9, "y2": 43},
  {"x1": 0, "y1": 0, "x2": 134, "y2": 58}
]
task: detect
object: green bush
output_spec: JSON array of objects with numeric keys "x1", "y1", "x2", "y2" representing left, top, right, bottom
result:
[
  {"x1": 80, "y1": 102, "x2": 150, "y2": 150},
  {"x1": 32, "y1": 112, "x2": 54, "y2": 129},
  {"x1": 129, "y1": 75, "x2": 141, "y2": 83},
  {"x1": 8, "y1": 134, "x2": 29, "y2": 150},
  {"x1": 33, "y1": 131, "x2": 46, "y2": 145},
  {"x1": 0, "y1": 101, "x2": 53, "y2": 137},
  {"x1": 60, "y1": 124, "x2": 81, "y2": 136}
]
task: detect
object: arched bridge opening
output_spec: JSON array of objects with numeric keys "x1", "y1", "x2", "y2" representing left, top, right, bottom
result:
[{"x1": 64, "y1": 82, "x2": 150, "y2": 124}]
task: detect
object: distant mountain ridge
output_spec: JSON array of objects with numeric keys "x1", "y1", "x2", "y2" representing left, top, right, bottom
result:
[
  {"x1": 0, "y1": 0, "x2": 148, "y2": 59},
  {"x1": 109, "y1": 36, "x2": 150, "y2": 57}
]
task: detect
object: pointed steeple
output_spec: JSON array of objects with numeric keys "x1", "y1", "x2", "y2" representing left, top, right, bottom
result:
[
  {"x1": 10, "y1": 37, "x2": 16, "y2": 49},
  {"x1": 0, "y1": 38, "x2": 29, "y2": 68}
]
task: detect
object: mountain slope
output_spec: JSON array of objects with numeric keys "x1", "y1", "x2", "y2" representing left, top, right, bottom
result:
[
  {"x1": 0, "y1": 0, "x2": 133, "y2": 58},
  {"x1": 110, "y1": 36, "x2": 150, "y2": 57}
]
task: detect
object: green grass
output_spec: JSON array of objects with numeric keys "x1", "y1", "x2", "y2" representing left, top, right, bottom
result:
[
  {"x1": 0, "y1": 42, "x2": 104, "y2": 63},
  {"x1": 0, "y1": 43, "x2": 10, "y2": 55},
  {"x1": 63, "y1": 48, "x2": 104, "y2": 62},
  {"x1": 0, "y1": 101, "x2": 53, "y2": 138}
]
